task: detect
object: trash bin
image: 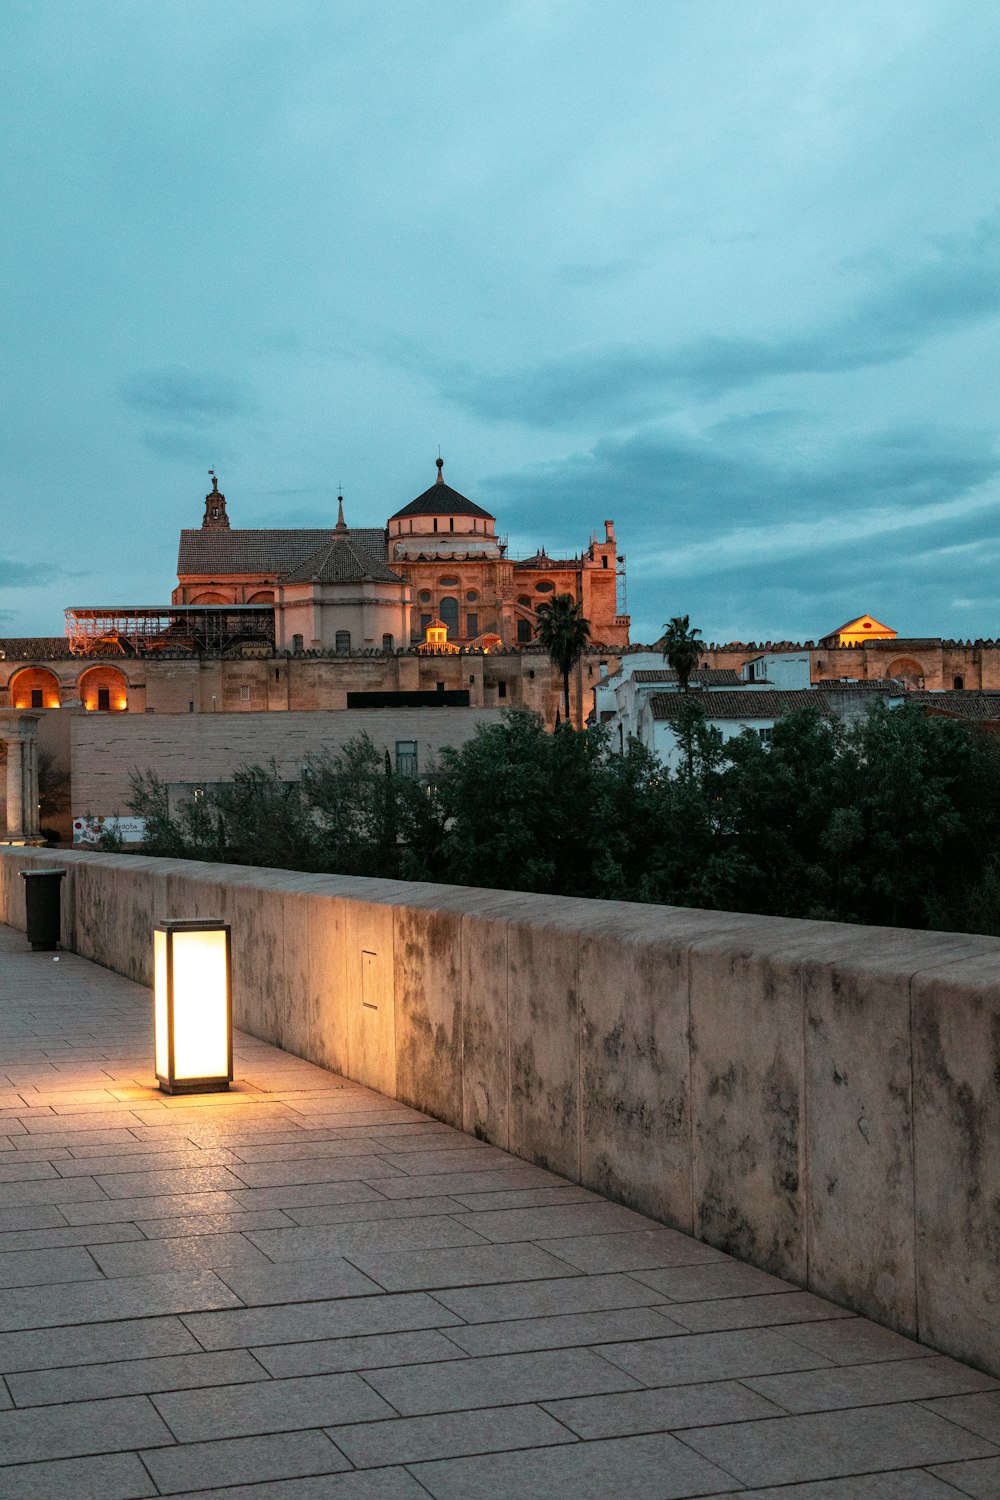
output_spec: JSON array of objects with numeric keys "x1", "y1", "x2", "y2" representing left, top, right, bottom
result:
[{"x1": 20, "y1": 869, "x2": 67, "y2": 952}]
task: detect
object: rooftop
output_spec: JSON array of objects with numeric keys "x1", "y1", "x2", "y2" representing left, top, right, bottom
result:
[
  {"x1": 389, "y1": 462, "x2": 494, "y2": 523},
  {"x1": 177, "y1": 528, "x2": 388, "y2": 577},
  {"x1": 0, "y1": 923, "x2": 993, "y2": 1496}
]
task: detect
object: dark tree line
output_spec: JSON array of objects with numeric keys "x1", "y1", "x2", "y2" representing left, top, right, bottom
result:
[{"x1": 120, "y1": 703, "x2": 1000, "y2": 936}]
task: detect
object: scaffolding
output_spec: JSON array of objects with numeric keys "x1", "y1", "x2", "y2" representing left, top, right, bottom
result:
[{"x1": 64, "y1": 605, "x2": 275, "y2": 657}]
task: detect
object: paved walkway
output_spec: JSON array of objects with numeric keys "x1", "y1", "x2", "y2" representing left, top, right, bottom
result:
[{"x1": 0, "y1": 927, "x2": 997, "y2": 1499}]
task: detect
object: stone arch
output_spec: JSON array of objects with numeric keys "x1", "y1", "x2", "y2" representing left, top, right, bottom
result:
[
  {"x1": 9, "y1": 667, "x2": 61, "y2": 709},
  {"x1": 886, "y1": 657, "x2": 926, "y2": 688},
  {"x1": 78, "y1": 666, "x2": 129, "y2": 712},
  {"x1": 189, "y1": 591, "x2": 230, "y2": 605},
  {"x1": 246, "y1": 590, "x2": 274, "y2": 605}
]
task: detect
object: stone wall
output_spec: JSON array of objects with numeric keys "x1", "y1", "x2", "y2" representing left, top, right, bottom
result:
[{"x1": 1, "y1": 848, "x2": 996, "y2": 1377}]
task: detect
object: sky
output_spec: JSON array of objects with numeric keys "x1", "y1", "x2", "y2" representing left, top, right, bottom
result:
[{"x1": 2, "y1": 0, "x2": 998, "y2": 647}]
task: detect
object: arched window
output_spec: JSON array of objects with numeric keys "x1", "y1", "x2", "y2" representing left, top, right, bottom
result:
[
  {"x1": 517, "y1": 619, "x2": 532, "y2": 643},
  {"x1": 78, "y1": 666, "x2": 129, "y2": 713},
  {"x1": 953, "y1": 675, "x2": 964, "y2": 690},
  {"x1": 382, "y1": 634, "x2": 394, "y2": 653},
  {"x1": 335, "y1": 631, "x2": 351, "y2": 654},
  {"x1": 439, "y1": 597, "x2": 459, "y2": 633},
  {"x1": 9, "y1": 668, "x2": 61, "y2": 710},
  {"x1": 517, "y1": 595, "x2": 532, "y2": 608}
]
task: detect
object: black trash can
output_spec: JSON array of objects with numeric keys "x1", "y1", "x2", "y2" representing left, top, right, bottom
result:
[{"x1": 21, "y1": 869, "x2": 67, "y2": 952}]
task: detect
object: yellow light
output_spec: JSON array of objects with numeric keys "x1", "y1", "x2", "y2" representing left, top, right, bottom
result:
[{"x1": 152, "y1": 919, "x2": 232, "y2": 1094}]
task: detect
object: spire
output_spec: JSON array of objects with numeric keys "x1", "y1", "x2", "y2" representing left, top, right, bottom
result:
[
  {"x1": 435, "y1": 456, "x2": 444, "y2": 485},
  {"x1": 201, "y1": 469, "x2": 230, "y2": 529},
  {"x1": 334, "y1": 494, "x2": 347, "y2": 532}
]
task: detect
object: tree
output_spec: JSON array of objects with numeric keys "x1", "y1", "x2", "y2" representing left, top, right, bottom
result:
[
  {"x1": 661, "y1": 615, "x2": 703, "y2": 691},
  {"x1": 535, "y1": 593, "x2": 591, "y2": 724}
]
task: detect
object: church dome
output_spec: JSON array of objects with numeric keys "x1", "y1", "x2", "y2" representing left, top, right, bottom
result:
[{"x1": 389, "y1": 459, "x2": 494, "y2": 523}]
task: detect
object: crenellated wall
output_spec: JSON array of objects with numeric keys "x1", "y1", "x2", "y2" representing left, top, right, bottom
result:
[{"x1": 1, "y1": 848, "x2": 997, "y2": 1377}]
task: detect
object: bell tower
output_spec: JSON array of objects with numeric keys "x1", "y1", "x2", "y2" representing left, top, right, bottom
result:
[{"x1": 201, "y1": 469, "x2": 230, "y2": 530}]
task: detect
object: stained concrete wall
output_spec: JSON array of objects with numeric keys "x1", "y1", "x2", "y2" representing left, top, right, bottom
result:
[{"x1": 1, "y1": 848, "x2": 997, "y2": 1378}]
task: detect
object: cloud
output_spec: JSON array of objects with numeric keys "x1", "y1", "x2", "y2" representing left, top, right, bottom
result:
[
  {"x1": 139, "y1": 430, "x2": 237, "y2": 466},
  {"x1": 482, "y1": 416, "x2": 1000, "y2": 642},
  {"x1": 0, "y1": 559, "x2": 57, "y2": 587},
  {"x1": 421, "y1": 213, "x2": 1000, "y2": 426},
  {"x1": 119, "y1": 367, "x2": 256, "y2": 426}
]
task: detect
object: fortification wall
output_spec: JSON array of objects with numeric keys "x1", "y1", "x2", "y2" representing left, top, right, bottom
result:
[{"x1": 1, "y1": 848, "x2": 996, "y2": 1376}]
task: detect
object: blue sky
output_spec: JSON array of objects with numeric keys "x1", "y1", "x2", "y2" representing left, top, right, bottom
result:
[{"x1": 2, "y1": 0, "x2": 998, "y2": 645}]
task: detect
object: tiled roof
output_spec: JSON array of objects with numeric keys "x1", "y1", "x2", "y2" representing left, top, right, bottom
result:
[
  {"x1": 632, "y1": 668, "x2": 743, "y2": 685},
  {"x1": 0, "y1": 638, "x2": 71, "y2": 660},
  {"x1": 821, "y1": 678, "x2": 905, "y2": 691},
  {"x1": 389, "y1": 481, "x2": 493, "y2": 522},
  {"x1": 177, "y1": 528, "x2": 387, "y2": 576},
  {"x1": 649, "y1": 689, "x2": 831, "y2": 722},
  {"x1": 281, "y1": 535, "x2": 404, "y2": 586},
  {"x1": 910, "y1": 691, "x2": 1000, "y2": 721},
  {"x1": 514, "y1": 554, "x2": 579, "y2": 570}
]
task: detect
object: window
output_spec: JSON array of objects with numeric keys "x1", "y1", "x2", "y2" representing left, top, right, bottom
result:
[
  {"x1": 528, "y1": 669, "x2": 535, "y2": 679},
  {"x1": 953, "y1": 675, "x2": 965, "y2": 690},
  {"x1": 419, "y1": 590, "x2": 432, "y2": 603},
  {"x1": 239, "y1": 685, "x2": 250, "y2": 702},
  {"x1": 498, "y1": 681, "x2": 507, "y2": 699},
  {"x1": 292, "y1": 634, "x2": 303, "y2": 653},
  {"x1": 382, "y1": 634, "x2": 394, "y2": 653},
  {"x1": 466, "y1": 590, "x2": 479, "y2": 602},
  {"x1": 517, "y1": 619, "x2": 532, "y2": 642},
  {"x1": 395, "y1": 741, "x2": 418, "y2": 777},
  {"x1": 602, "y1": 555, "x2": 608, "y2": 568},
  {"x1": 535, "y1": 580, "x2": 555, "y2": 593},
  {"x1": 467, "y1": 612, "x2": 478, "y2": 637},
  {"x1": 438, "y1": 575, "x2": 460, "y2": 586},
  {"x1": 335, "y1": 631, "x2": 351, "y2": 654},
  {"x1": 420, "y1": 613, "x2": 432, "y2": 633},
  {"x1": 433, "y1": 518, "x2": 438, "y2": 532},
  {"x1": 439, "y1": 596, "x2": 459, "y2": 632},
  {"x1": 517, "y1": 595, "x2": 532, "y2": 607},
  {"x1": 97, "y1": 687, "x2": 110, "y2": 711},
  {"x1": 436, "y1": 681, "x2": 445, "y2": 692},
  {"x1": 756, "y1": 727, "x2": 773, "y2": 743},
  {"x1": 469, "y1": 675, "x2": 476, "y2": 684},
  {"x1": 30, "y1": 688, "x2": 43, "y2": 708},
  {"x1": 449, "y1": 518, "x2": 454, "y2": 531}
]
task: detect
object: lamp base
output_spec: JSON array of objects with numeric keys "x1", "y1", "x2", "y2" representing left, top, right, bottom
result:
[{"x1": 157, "y1": 1079, "x2": 231, "y2": 1096}]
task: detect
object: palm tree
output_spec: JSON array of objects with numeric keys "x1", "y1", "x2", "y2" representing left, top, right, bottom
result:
[
  {"x1": 535, "y1": 593, "x2": 591, "y2": 726},
  {"x1": 661, "y1": 615, "x2": 703, "y2": 691}
]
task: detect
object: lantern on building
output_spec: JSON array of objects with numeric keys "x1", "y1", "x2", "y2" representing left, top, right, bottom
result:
[{"x1": 153, "y1": 919, "x2": 232, "y2": 1094}]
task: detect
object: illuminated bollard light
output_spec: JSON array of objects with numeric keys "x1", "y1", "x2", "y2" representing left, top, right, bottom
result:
[{"x1": 153, "y1": 919, "x2": 233, "y2": 1095}]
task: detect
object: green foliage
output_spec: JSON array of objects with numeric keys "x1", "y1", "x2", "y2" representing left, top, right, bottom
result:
[
  {"x1": 123, "y1": 707, "x2": 1000, "y2": 937},
  {"x1": 535, "y1": 593, "x2": 591, "y2": 721},
  {"x1": 661, "y1": 614, "x2": 703, "y2": 690}
]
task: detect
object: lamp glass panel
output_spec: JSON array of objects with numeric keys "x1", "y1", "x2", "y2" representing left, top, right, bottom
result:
[
  {"x1": 153, "y1": 928, "x2": 169, "y2": 1079},
  {"x1": 171, "y1": 928, "x2": 229, "y2": 1080}
]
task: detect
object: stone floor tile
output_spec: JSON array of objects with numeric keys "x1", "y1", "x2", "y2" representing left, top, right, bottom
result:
[
  {"x1": 226, "y1": 1157, "x2": 407, "y2": 1189},
  {"x1": 0, "y1": 1245, "x2": 102, "y2": 1288},
  {"x1": 0, "y1": 1451, "x2": 157, "y2": 1499},
  {"x1": 59, "y1": 1190, "x2": 245, "y2": 1225},
  {"x1": 543, "y1": 1228, "x2": 730, "y2": 1274},
  {"x1": 0, "y1": 1159, "x2": 59, "y2": 1183},
  {"x1": 153, "y1": 1470, "x2": 427, "y2": 1499},
  {"x1": 184, "y1": 1289, "x2": 463, "y2": 1350},
  {"x1": 229, "y1": 1139, "x2": 392, "y2": 1163},
  {"x1": 0, "y1": 1175, "x2": 107, "y2": 1207},
  {"x1": 285, "y1": 1195, "x2": 462, "y2": 1227},
  {"x1": 8, "y1": 1347, "x2": 266, "y2": 1407},
  {"x1": 746, "y1": 1356, "x2": 1000, "y2": 1414},
  {"x1": 362, "y1": 1346, "x2": 641, "y2": 1414},
  {"x1": 922, "y1": 1391, "x2": 1000, "y2": 1442},
  {"x1": 152, "y1": 1370, "x2": 395, "y2": 1441},
  {"x1": 214, "y1": 1258, "x2": 383, "y2": 1305},
  {"x1": 379, "y1": 1146, "x2": 526, "y2": 1176},
  {"x1": 0, "y1": 1392, "x2": 174, "y2": 1463},
  {"x1": 93, "y1": 1165, "x2": 249, "y2": 1198},
  {"x1": 448, "y1": 1202, "x2": 656, "y2": 1242},
  {"x1": 433, "y1": 1270, "x2": 667, "y2": 1323},
  {"x1": 365, "y1": 1166, "x2": 563, "y2": 1199},
  {"x1": 90, "y1": 1232, "x2": 271, "y2": 1278},
  {"x1": 0, "y1": 1267, "x2": 242, "y2": 1332},
  {"x1": 666, "y1": 1291, "x2": 855, "y2": 1333},
  {"x1": 446, "y1": 1304, "x2": 685, "y2": 1356},
  {"x1": 140, "y1": 1428, "x2": 348, "y2": 1494},
  {"x1": 597, "y1": 1328, "x2": 834, "y2": 1386},
  {"x1": 346, "y1": 1240, "x2": 582, "y2": 1292},
  {"x1": 20, "y1": 1113, "x2": 146, "y2": 1134},
  {"x1": 54, "y1": 1148, "x2": 238, "y2": 1176},
  {"x1": 228, "y1": 1182, "x2": 386, "y2": 1212},
  {"x1": 731, "y1": 1473, "x2": 974, "y2": 1498},
  {"x1": 0, "y1": 1205, "x2": 65, "y2": 1233},
  {"x1": 0, "y1": 1222, "x2": 144, "y2": 1252},
  {"x1": 779, "y1": 1318, "x2": 936, "y2": 1365},
  {"x1": 450, "y1": 1185, "x2": 599, "y2": 1212},
  {"x1": 632, "y1": 1261, "x2": 795, "y2": 1302},
  {"x1": 928, "y1": 1456, "x2": 1000, "y2": 1496},
  {"x1": 246, "y1": 1216, "x2": 486, "y2": 1263},
  {"x1": 409, "y1": 1429, "x2": 734, "y2": 1498},
  {"x1": 253, "y1": 1328, "x2": 465, "y2": 1377},
  {"x1": 543, "y1": 1377, "x2": 784, "y2": 1437},
  {"x1": 678, "y1": 1405, "x2": 1000, "y2": 1486},
  {"x1": 329, "y1": 1401, "x2": 574, "y2": 1467},
  {"x1": 135, "y1": 1209, "x2": 296, "y2": 1239},
  {"x1": 0, "y1": 1314, "x2": 202, "y2": 1373}
]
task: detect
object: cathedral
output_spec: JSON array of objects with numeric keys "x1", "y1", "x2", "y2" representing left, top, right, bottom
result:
[{"x1": 173, "y1": 461, "x2": 630, "y2": 652}]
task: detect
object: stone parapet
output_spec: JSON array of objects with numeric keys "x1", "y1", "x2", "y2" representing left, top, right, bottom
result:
[{"x1": 1, "y1": 848, "x2": 996, "y2": 1376}]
